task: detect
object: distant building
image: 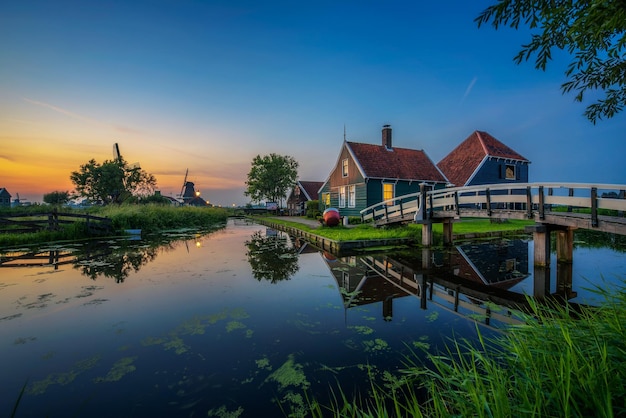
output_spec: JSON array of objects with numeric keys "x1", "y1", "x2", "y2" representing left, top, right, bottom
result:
[
  {"x1": 286, "y1": 180, "x2": 324, "y2": 216},
  {"x1": 0, "y1": 188, "x2": 11, "y2": 207}
]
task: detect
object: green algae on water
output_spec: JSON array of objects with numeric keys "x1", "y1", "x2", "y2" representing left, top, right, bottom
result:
[
  {"x1": 266, "y1": 354, "x2": 310, "y2": 391},
  {"x1": 94, "y1": 356, "x2": 137, "y2": 383}
]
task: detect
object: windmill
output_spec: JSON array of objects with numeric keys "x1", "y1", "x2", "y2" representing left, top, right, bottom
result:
[
  {"x1": 179, "y1": 168, "x2": 199, "y2": 204},
  {"x1": 113, "y1": 143, "x2": 141, "y2": 170}
]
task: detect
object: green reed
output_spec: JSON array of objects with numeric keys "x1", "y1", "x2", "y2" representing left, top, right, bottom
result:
[{"x1": 315, "y1": 281, "x2": 626, "y2": 417}]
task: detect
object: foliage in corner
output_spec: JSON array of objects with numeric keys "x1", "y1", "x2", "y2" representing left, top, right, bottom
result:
[{"x1": 476, "y1": 0, "x2": 626, "y2": 123}]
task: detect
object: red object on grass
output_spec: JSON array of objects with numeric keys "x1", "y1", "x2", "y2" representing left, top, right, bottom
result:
[{"x1": 323, "y1": 208, "x2": 340, "y2": 227}]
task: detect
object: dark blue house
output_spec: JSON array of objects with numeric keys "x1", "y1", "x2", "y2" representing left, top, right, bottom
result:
[{"x1": 437, "y1": 131, "x2": 530, "y2": 187}]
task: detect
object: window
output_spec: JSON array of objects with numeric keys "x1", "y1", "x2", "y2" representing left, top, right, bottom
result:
[
  {"x1": 294, "y1": 186, "x2": 300, "y2": 196},
  {"x1": 342, "y1": 159, "x2": 348, "y2": 177},
  {"x1": 339, "y1": 186, "x2": 346, "y2": 208},
  {"x1": 505, "y1": 164, "x2": 516, "y2": 180},
  {"x1": 383, "y1": 183, "x2": 394, "y2": 205},
  {"x1": 348, "y1": 185, "x2": 356, "y2": 208},
  {"x1": 322, "y1": 193, "x2": 330, "y2": 206}
]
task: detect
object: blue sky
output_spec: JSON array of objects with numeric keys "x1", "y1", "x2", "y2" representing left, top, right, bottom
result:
[{"x1": 1, "y1": 0, "x2": 624, "y2": 205}]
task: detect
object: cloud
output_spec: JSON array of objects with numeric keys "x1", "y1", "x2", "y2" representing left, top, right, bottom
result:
[
  {"x1": 23, "y1": 98, "x2": 105, "y2": 126},
  {"x1": 460, "y1": 77, "x2": 478, "y2": 104},
  {"x1": 23, "y1": 98, "x2": 142, "y2": 135}
]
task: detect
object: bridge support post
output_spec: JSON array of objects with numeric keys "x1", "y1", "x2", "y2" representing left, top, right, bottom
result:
[
  {"x1": 422, "y1": 222, "x2": 433, "y2": 247},
  {"x1": 442, "y1": 218, "x2": 454, "y2": 246},
  {"x1": 526, "y1": 224, "x2": 550, "y2": 267},
  {"x1": 556, "y1": 228, "x2": 574, "y2": 263}
]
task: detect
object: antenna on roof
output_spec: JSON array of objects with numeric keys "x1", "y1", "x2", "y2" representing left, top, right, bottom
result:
[{"x1": 343, "y1": 124, "x2": 346, "y2": 141}]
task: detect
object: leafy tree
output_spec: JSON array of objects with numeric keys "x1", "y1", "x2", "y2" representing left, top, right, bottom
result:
[
  {"x1": 476, "y1": 0, "x2": 626, "y2": 123},
  {"x1": 70, "y1": 157, "x2": 156, "y2": 204},
  {"x1": 244, "y1": 153, "x2": 298, "y2": 206},
  {"x1": 43, "y1": 190, "x2": 70, "y2": 205}
]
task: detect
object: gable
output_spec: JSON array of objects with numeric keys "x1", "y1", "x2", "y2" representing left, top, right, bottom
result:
[
  {"x1": 298, "y1": 181, "x2": 323, "y2": 201},
  {"x1": 437, "y1": 131, "x2": 529, "y2": 187}
]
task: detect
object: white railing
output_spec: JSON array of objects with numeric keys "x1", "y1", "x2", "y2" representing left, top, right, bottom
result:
[{"x1": 360, "y1": 183, "x2": 626, "y2": 227}]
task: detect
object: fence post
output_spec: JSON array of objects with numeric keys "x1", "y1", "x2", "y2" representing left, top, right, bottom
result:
[
  {"x1": 538, "y1": 186, "x2": 545, "y2": 220},
  {"x1": 485, "y1": 188, "x2": 492, "y2": 217},
  {"x1": 526, "y1": 186, "x2": 533, "y2": 219},
  {"x1": 591, "y1": 187, "x2": 598, "y2": 227}
]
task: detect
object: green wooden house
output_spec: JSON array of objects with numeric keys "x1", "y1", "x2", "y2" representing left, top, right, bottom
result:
[{"x1": 318, "y1": 125, "x2": 449, "y2": 217}]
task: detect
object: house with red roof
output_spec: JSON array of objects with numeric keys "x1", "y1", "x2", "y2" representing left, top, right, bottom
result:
[
  {"x1": 318, "y1": 125, "x2": 449, "y2": 217},
  {"x1": 286, "y1": 180, "x2": 324, "y2": 215},
  {"x1": 437, "y1": 131, "x2": 530, "y2": 187}
]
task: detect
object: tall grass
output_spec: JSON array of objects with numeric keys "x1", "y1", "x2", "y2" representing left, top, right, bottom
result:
[
  {"x1": 89, "y1": 204, "x2": 230, "y2": 234},
  {"x1": 0, "y1": 205, "x2": 231, "y2": 248},
  {"x1": 318, "y1": 282, "x2": 626, "y2": 417}
]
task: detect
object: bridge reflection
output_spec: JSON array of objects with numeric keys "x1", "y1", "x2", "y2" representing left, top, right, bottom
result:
[{"x1": 321, "y1": 239, "x2": 578, "y2": 331}]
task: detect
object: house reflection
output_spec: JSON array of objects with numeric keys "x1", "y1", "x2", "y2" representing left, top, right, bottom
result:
[{"x1": 321, "y1": 239, "x2": 538, "y2": 330}]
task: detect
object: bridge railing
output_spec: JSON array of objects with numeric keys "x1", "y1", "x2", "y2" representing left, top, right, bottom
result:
[{"x1": 361, "y1": 183, "x2": 626, "y2": 225}]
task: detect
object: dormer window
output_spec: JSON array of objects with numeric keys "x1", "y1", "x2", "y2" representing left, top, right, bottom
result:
[
  {"x1": 505, "y1": 164, "x2": 515, "y2": 180},
  {"x1": 342, "y1": 159, "x2": 348, "y2": 177}
]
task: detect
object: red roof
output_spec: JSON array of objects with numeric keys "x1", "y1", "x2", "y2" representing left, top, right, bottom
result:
[
  {"x1": 437, "y1": 131, "x2": 529, "y2": 187},
  {"x1": 347, "y1": 141, "x2": 447, "y2": 183},
  {"x1": 298, "y1": 181, "x2": 323, "y2": 200}
]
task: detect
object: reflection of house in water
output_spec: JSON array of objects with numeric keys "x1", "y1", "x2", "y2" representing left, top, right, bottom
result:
[
  {"x1": 451, "y1": 240, "x2": 530, "y2": 289},
  {"x1": 319, "y1": 242, "x2": 533, "y2": 329},
  {"x1": 321, "y1": 253, "x2": 412, "y2": 321}
]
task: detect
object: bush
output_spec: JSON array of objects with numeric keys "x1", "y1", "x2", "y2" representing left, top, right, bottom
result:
[{"x1": 306, "y1": 200, "x2": 321, "y2": 219}]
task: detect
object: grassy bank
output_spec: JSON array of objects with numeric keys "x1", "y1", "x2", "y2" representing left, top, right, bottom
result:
[
  {"x1": 0, "y1": 205, "x2": 231, "y2": 248},
  {"x1": 254, "y1": 216, "x2": 532, "y2": 243},
  {"x1": 314, "y1": 285, "x2": 626, "y2": 417}
]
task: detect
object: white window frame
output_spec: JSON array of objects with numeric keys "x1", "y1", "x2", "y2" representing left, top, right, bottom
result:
[
  {"x1": 348, "y1": 185, "x2": 356, "y2": 208},
  {"x1": 342, "y1": 159, "x2": 348, "y2": 177},
  {"x1": 339, "y1": 186, "x2": 346, "y2": 208}
]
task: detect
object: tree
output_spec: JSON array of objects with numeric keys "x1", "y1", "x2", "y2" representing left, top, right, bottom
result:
[
  {"x1": 244, "y1": 153, "x2": 298, "y2": 206},
  {"x1": 70, "y1": 157, "x2": 157, "y2": 204},
  {"x1": 43, "y1": 190, "x2": 70, "y2": 205},
  {"x1": 476, "y1": 0, "x2": 626, "y2": 123}
]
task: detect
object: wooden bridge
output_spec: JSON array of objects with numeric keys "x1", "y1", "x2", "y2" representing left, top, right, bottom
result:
[
  {"x1": 361, "y1": 182, "x2": 626, "y2": 235},
  {"x1": 360, "y1": 182, "x2": 626, "y2": 268},
  {"x1": 0, "y1": 210, "x2": 113, "y2": 235}
]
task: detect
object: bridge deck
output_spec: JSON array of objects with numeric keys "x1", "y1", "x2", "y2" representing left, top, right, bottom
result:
[{"x1": 360, "y1": 183, "x2": 626, "y2": 236}]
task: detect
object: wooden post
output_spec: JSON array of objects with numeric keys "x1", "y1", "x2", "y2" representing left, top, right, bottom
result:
[
  {"x1": 422, "y1": 222, "x2": 433, "y2": 247},
  {"x1": 525, "y1": 224, "x2": 550, "y2": 267},
  {"x1": 454, "y1": 191, "x2": 460, "y2": 216},
  {"x1": 538, "y1": 186, "x2": 545, "y2": 220},
  {"x1": 591, "y1": 187, "x2": 598, "y2": 227},
  {"x1": 442, "y1": 218, "x2": 454, "y2": 246},
  {"x1": 526, "y1": 186, "x2": 533, "y2": 219},
  {"x1": 556, "y1": 228, "x2": 574, "y2": 263},
  {"x1": 485, "y1": 188, "x2": 492, "y2": 216}
]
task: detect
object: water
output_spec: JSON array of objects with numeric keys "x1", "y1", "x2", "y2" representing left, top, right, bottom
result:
[{"x1": 1, "y1": 219, "x2": 624, "y2": 417}]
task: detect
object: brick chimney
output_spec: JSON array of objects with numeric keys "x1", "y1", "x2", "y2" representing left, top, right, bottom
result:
[{"x1": 382, "y1": 124, "x2": 392, "y2": 149}]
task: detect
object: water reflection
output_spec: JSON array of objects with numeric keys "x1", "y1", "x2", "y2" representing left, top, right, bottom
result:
[{"x1": 245, "y1": 229, "x2": 299, "y2": 283}]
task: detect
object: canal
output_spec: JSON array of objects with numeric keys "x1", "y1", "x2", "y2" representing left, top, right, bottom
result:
[{"x1": 1, "y1": 218, "x2": 624, "y2": 417}]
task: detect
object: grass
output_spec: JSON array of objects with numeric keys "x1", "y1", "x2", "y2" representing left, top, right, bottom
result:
[
  {"x1": 0, "y1": 205, "x2": 231, "y2": 248},
  {"x1": 256, "y1": 216, "x2": 533, "y2": 242},
  {"x1": 314, "y1": 281, "x2": 626, "y2": 417}
]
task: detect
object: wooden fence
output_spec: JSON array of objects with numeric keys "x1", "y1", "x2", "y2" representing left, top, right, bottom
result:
[{"x1": 0, "y1": 210, "x2": 113, "y2": 235}]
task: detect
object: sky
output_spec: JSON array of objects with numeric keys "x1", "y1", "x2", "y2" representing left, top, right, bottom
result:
[{"x1": 1, "y1": 0, "x2": 624, "y2": 206}]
